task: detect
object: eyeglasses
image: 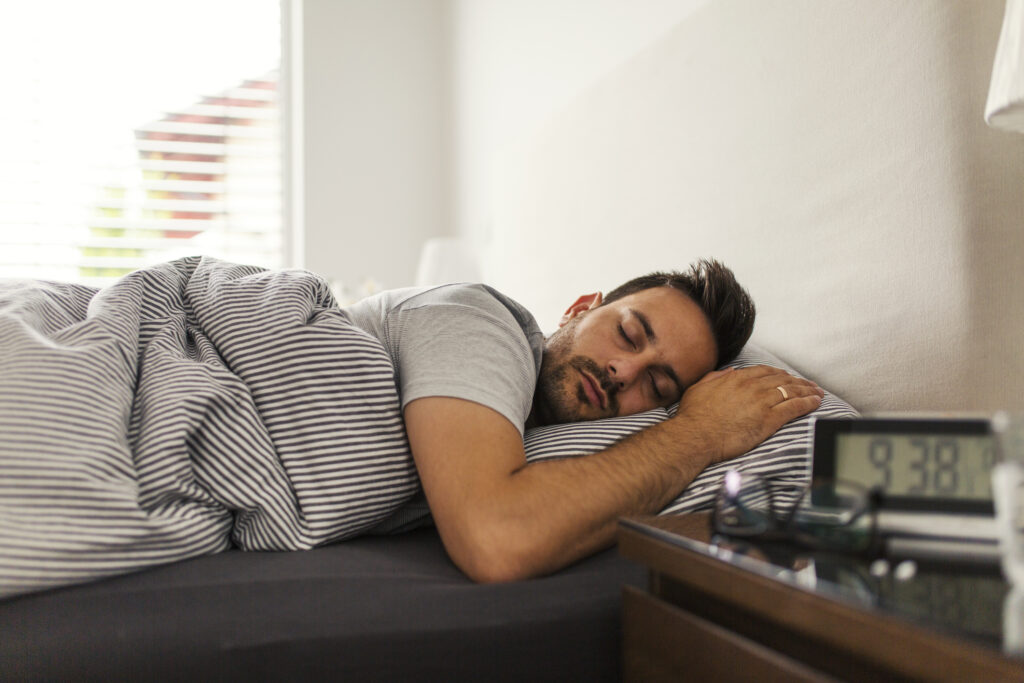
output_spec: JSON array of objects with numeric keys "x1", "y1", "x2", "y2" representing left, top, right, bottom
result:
[{"x1": 711, "y1": 469, "x2": 882, "y2": 555}]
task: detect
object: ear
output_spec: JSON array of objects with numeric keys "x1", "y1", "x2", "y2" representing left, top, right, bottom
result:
[{"x1": 558, "y1": 292, "x2": 603, "y2": 327}]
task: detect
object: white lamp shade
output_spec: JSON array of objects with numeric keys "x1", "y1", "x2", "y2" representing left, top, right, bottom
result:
[{"x1": 986, "y1": 0, "x2": 1024, "y2": 132}]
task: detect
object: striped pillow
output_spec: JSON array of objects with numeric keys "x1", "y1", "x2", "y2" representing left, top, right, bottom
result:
[{"x1": 523, "y1": 344, "x2": 858, "y2": 515}]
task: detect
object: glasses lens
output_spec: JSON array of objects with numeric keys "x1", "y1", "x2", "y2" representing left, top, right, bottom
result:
[
  {"x1": 793, "y1": 481, "x2": 868, "y2": 527},
  {"x1": 713, "y1": 470, "x2": 776, "y2": 536},
  {"x1": 789, "y1": 480, "x2": 874, "y2": 551}
]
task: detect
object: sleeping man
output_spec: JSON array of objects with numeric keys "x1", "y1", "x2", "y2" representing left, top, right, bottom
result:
[
  {"x1": 0, "y1": 256, "x2": 821, "y2": 596},
  {"x1": 345, "y1": 259, "x2": 823, "y2": 582}
]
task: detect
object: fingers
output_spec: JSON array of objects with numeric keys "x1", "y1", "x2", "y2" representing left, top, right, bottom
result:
[
  {"x1": 722, "y1": 365, "x2": 823, "y2": 397},
  {"x1": 769, "y1": 378, "x2": 824, "y2": 422},
  {"x1": 731, "y1": 365, "x2": 824, "y2": 416},
  {"x1": 771, "y1": 381, "x2": 824, "y2": 403},
  {"x1": 686, "y1": 364, "x2": 824, "y2": 410},
  {"x1": 772, "y1": 394, "x2": 823, "y2": 425},
  {"x1": 673, "y1": 364, "x2": 825, "y2": 464}
]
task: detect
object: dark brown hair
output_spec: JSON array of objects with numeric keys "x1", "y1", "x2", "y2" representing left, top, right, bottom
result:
[{"x1": 602, "y1": 259, "x2": 755, "y2": 366}]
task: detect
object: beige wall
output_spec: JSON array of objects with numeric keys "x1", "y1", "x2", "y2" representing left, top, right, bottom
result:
[
  {"x1": 293, "y1": 1, "x2": 1024, "y2": 411},
  {"x1": 295, "y1": 0, "x2": 711, "y2": 290},
  {"x1": 295, "y1": 0, "x2": 451, "y2": 291},
  {"x1": 482, "y1": 0, "x2": 1024, "y2": 413},
  {"x1": 450, "y1": 0, "x2": 710, "y2": 248}
]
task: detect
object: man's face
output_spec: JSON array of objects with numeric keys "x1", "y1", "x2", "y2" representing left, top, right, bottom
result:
[{"x1": 531, "y1": 286, "x2": 718, "y2": 426}]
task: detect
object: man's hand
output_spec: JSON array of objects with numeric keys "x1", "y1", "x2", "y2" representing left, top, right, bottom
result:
[{"x1": 674, "y1": 365, "x2": 825, "y2": 465}]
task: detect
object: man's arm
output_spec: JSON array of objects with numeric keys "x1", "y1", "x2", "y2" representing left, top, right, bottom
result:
[{"x1": 403, "y1": 364, "x2": 823, "y2": 583}]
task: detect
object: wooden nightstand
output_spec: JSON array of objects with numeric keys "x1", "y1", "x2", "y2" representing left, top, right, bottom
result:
[{"x1": 618, "y1": 514, "x2": 1024, "y2": 682}]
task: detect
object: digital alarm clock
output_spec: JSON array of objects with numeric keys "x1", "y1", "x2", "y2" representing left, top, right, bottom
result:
[
  {"x1": 811, "y1": 416, "x2": 1004, "y2": 558},
  {"x1": 812, "y1": 416, "x2": 998, "y2": 514}
]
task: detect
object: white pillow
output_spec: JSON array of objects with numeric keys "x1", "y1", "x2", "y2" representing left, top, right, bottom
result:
[{"x1": 523, "y1": 344, "x2": 859, "y2": 515}]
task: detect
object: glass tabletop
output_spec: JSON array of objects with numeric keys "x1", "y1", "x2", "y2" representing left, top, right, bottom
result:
[{"x1": 622, "y1": 516, "x2": 1023, "y2": 657}]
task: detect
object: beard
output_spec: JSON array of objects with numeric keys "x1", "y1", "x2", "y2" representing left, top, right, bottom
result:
[{"x1": 532, "y1": 320, "x2": 619, "y2": 426}]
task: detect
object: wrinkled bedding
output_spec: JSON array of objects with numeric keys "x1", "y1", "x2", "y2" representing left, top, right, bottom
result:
[{"x1": 0, "y1": 257, "x2": 418, "y2": 598}]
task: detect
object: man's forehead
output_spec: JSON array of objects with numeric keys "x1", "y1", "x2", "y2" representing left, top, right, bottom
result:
[
  {"x1": 613, "y1": 286, "x2": 717, "y2": 379},
  {"x1": 612, "y1": 285, "x2": 699, "y2": 317}
]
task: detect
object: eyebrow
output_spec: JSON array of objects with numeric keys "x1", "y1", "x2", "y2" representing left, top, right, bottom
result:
[{"x1": 629, "y1": 308, "x2": 684, "y2": 396}]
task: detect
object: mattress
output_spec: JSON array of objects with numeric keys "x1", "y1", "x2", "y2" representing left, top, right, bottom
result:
[{"x1": 1, "y1": 527, "x2": 642, "y2": 681}]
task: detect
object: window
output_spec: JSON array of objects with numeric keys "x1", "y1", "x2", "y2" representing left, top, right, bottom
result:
[{"x1": 0, "y1": 1, "x2": 284, "y2": 285}]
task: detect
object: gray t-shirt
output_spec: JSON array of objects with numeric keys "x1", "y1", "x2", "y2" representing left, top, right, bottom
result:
[
  {"x1": 344, "y1": 283, "x2": 545, "y2": 435},
  {"x1": 345, "y1": 283, "x2": 545, "y2": 534}
]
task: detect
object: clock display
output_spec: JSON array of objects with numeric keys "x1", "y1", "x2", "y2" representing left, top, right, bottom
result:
[
  {"x1": 812, "y1": 417, "x2": 1000, "y2": 514},
  {"x1": 835, "y1": 433, "x2": 997, "y2": 501}
]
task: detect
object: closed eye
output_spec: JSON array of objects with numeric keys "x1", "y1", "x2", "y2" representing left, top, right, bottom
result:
[
  {"x1": 648, "y1": 371, "x2": 663, "y2": 400},
  {"x1": 618, "y1": 323, "x2": 636, "y2": 349}
]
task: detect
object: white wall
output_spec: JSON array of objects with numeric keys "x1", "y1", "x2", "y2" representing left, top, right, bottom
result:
[
  {"x1": 450, "y1": 0, "x2": 711, "y2": 246},
  {"x1": 294, "y1": 0, "x2": 711, "y2": 291},
  {"x1": 475, "y1": 0, "x2": 1024, "y2": 413},
  {"x1": 295, "y1": 0, "x2": 451, "y2": 292}
]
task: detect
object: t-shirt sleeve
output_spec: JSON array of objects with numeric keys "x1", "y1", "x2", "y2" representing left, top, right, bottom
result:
[{"x1": 386, "y1": 300, "x2": 539, "y2": 435}]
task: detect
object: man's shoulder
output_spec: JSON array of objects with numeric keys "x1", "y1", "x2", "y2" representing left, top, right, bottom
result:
[
  {"x1": 401, "y1": 283, "x2": 544, "y2": 364},
  {"x1": 398, "y1": 284, "x2": 538, "y2": 330},
  {"x1": 397, "y1": 282, "x2": 510, "y2": 308},
  {"x1": 345, "y1": 284, "x2": 498, "y2": 326}
]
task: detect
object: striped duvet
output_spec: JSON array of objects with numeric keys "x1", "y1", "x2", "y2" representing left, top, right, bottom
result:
[{"x1": 0, "y1": 257, "x2": 418, "y2": 598}]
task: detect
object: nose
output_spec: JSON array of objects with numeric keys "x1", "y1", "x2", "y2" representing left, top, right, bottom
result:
[{"x1": 607, "y1": 357, "x2": 642, "y2": 389}]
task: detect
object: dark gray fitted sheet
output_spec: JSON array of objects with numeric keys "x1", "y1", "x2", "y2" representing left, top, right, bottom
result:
[{"x1": 1, "y1": 527, "x2": 643, "y2": 682}]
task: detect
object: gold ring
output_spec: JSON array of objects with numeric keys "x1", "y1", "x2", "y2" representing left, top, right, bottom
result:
[{"x1": 777, "y1": 386, "x2": 789, "y2": 401}]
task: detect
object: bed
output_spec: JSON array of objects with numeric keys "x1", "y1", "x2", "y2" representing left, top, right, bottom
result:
[{"x1": 3, "y1": 1, "x2": 1023, "y2": 680}]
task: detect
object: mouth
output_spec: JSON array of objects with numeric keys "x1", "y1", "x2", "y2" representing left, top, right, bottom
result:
[{"x1": 579, "y1": 369, "x2": 607, "y2": 410}]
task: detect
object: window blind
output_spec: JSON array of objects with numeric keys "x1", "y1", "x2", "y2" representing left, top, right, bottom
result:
[{"x1": 0, "y1": 1, "x2": 283, "y2": 286}]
